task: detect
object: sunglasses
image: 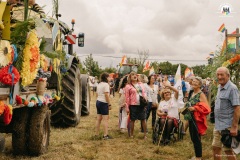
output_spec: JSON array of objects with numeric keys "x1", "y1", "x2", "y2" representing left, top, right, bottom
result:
[{"x1": 164, "y1": 92, "x2": 171, "y2": 94}]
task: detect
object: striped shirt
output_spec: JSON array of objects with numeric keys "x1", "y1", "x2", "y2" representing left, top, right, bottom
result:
[{"x1": 214, "y1": 80, "x2": 240, "y2": 131}]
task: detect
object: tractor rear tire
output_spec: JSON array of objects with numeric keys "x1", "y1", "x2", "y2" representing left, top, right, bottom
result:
[
  {"x1": 81, "y1": 74, "x2": 90, "y2": 116},
  {"x1": 51, "y1": 63, "x2": 82, "y2": 127},
  {"x1": 12, "y1": 107, "x2": 30, "y2": 155},
  {"x1": 28, "y1": 105, "x2": 50, "y2": 156}
]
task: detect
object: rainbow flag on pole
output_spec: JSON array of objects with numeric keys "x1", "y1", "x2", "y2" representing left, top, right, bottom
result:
[
  {"x1": 209, "y1": 52, "x2": 214, "y2": 58},
  {"x1": 149, "y1": 66, "x2": 155, "y2": 76},
  {"x1": 120, "y1": 55, "x2": 127, "y2": 67},
  {"x1": 221, "y1": 31, "x2": 236, "y2": 54},
  {"x1": 143, "y1": 61, "x2": 150, "y2": 72},
  {"x1": 218, "y1": 23, "x2": 226, "y2": 33},
  {"x1": 184, "y1": 67, "x2": 194, "y2": 78}
]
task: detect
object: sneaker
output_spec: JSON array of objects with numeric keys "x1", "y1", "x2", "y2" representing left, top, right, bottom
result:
[
  {"x1": 120, "y1": 129, "x2": 127, "y2": 133},
  {"x1": 103, "y1": 135, "x2": 113, "y2": 140}
]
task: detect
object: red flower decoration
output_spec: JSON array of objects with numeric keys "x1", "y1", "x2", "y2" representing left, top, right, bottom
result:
[
  {"x1": 3, "y1": 104, "x2": 12, "y2": 125},
  {"x1": 15, "y1": 95, "x2": 22, "y2": 104},
  {"x1": 0, "y1": 101, "x2": 5, "y2": 115},
  {"x1": 0, "y1": 65, "x2": 20, "y2": 85},
  {"x1": 229, "y1": 54, "x2": 240, "y2": 64},
  {"x1": 30, "y1": 46, "x2": 40, "y2": 72}
]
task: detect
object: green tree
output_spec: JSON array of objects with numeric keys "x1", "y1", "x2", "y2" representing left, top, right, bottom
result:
[
  {"x1": 136, "y1": 50, "x2": 149, "y2": 73},
  {"x1": 83, "y1": 54, "x2": 101, "y2": 77},
  {"x1": 191, "y1": 65, "x2": 208, "y2": 78},
  {"x1": 158, "y1": 61, "x2": 173, "y2": 75},
  {"x1": 103, "y1": 67, "x2": 117, "y2": 73},
  {"x1": 78, "y1": 60, "x2": 87, "y2": 74}
]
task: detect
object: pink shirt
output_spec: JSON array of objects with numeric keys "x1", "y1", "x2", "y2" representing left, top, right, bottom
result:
[{"x1": 124, "y1": 82, "x2": 147, "y2": 109}]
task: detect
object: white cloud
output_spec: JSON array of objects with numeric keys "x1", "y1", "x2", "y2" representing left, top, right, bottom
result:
[{"x1": 38, "y1": 0, "x2": 240, "y2": 67}]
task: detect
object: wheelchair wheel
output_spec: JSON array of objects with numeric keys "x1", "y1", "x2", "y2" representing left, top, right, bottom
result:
[
  {"x1": 152, "y1": 120, "x2": 161, "y2": 144},
  {"x1": 170, "y1": 127, "x2": 177, "y2": 142},
  {"x1": 178, "y1": 121, "x2": 184, "y2": 140}
]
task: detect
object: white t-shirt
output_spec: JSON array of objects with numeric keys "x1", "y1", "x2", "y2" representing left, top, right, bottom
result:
[
  {"x1": 185, "y1": 81, "x2": 191, "y2": 92},
  {"x1": 119, "y1": 88, "x2": 124, "y2": 95},
  {"x1": 158, "y1": 96, "x2": 179, "y2": 119},
  {"x1": 133, "y1": 83, "x2": 141, "y2": 105},
  {"x1": 148, "y1": 85, "x2": 159, "y2": 103},
  {"x1": 97, "y1": 82, "x2": 110, "y2": 103}
]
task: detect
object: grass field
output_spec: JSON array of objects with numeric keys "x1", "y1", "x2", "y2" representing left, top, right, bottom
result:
[{"x1": 1, "y1": 92, "x2": 239, "y2": 160}]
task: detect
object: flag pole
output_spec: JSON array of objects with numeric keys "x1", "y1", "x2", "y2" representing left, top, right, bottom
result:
[{"x1": 225, "y1": 29, "x2": 228, "y2": 55}]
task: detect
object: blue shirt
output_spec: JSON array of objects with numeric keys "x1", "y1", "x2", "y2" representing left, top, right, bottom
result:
[
  {"x1": 214, "y1": 80, "x2": 240, "y2": 131},
  {"x1": 182, "y1": 80, "x2": 187, "y2": 91}
]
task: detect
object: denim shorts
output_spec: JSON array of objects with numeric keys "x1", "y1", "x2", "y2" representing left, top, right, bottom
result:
[{"x1": 96, "y1": 100, "x2": 109, "y2": 115}]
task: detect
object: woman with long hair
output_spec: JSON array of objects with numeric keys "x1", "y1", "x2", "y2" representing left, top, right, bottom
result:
[
  {"x1": 125, "y1": 72, "x2": 148, "y2": 139},
  {"x1": 118, "y1": 75, "x2": 128, "y2": 133},
  {"x1": 95, "y1": 72, "x2": 112, "y2": 140},
  {"x1": 146, "y1": 75, "x2": 159, "y2": 130}
]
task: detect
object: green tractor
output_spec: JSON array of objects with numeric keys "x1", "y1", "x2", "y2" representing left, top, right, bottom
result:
[
  {"x1": 114, "y1": 63, "x2": 138, "y2": 91},
  {"x1": 0, "y1": 0, "x2": 90, "y2": 155}
]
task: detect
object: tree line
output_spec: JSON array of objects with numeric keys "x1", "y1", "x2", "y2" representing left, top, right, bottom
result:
[{"x1": 79, "y1": 51, "x2": 210, "y2": 79}]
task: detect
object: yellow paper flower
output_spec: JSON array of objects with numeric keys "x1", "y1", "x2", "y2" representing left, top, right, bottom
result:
[
  {"x1": 0, "y1": 40, "x2": 12, "y2": 67},
  {"x1": 8, "y1": 105, "x2": 13, "y2": 115},
  {"x1": 53, "y1": 58, "x2": 60, "y2": 74},
  {"x1": 222, "y1": 60, "x2": 230, "y2": 67},
  {"x1": 0, "y1": 21, "x2": 4, "y2": 30},
  {"x1": 40, "y1": 54, "x2": 49, "y2": 71},
  {"x1": 21, "y1": 30, "x2": 40, "y2": 86}
]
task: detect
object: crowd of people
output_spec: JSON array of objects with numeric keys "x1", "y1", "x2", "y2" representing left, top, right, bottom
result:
[{"x1": 93, "y1": 66, "x2": 240, "y2": 160}]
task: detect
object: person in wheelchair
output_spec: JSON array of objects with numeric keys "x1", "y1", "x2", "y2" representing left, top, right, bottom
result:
[{"x1": 156, "y1": 81, "x2": 179, "y2": 145}]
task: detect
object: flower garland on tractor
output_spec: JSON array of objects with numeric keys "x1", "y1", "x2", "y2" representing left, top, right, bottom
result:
[
  {"x1": 0, "y1": 17, "x2": 65, "y2": 125},
  {"x1": 21, "y1": 30, "x2": 40, "y2": 87},
  {"x1": 222, "y1": 54, "x2": 240, "y2": 67}
]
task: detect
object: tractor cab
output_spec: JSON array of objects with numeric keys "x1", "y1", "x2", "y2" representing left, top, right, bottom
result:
[
  {"x1": 118, "y1": 63, "x2": 138, "y2": 77},
  {"x1": 114, "y1": 64, "x2": 139, "y2": 91}
]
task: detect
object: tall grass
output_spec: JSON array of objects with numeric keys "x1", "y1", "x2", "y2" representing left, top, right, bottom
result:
[{"x1": 1, "y1": 93, "x2": 240, "y2": 160}]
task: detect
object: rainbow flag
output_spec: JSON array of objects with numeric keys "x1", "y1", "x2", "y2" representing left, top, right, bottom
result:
[
  {"x1": 221, "y1": 31, "x2": 236, "y2": 54},
  {"x1": 184, "y1": 68, "x2": 191, "y2": 78},
  {"x1": 190, "y1": 68, "x2": 194, "y2": 76},
  {"x1": 184, "y1": 67, "x2": 194, "y2": 78},
  {"x1": 143, "y1": 61, "x2": 150, "y2": 72},
  {"x1": 218, "y1": 23, "x2": 226, "y2": 33},
  {"x1": 209, "y1": 52, "x2": 214, "y2": 58},
  {"x1": 120, "y1": 55, "x2": 127, "y2": 67},
  {"x1": 149, "y1": 66, "x2": 155, "y2": 76}
]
